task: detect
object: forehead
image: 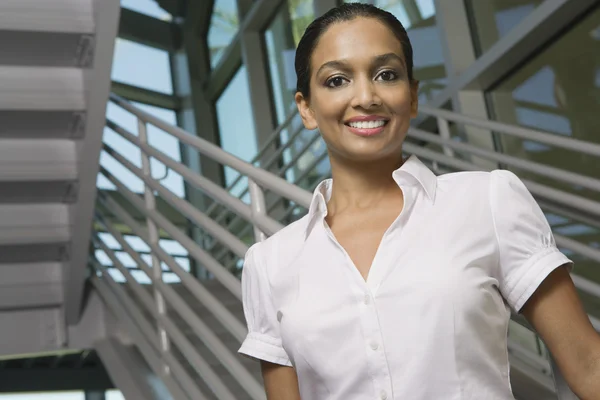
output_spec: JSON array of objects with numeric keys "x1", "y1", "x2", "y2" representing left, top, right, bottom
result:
[{"x1": 311, "y1": 17, "x2": 404, "y2": 69}]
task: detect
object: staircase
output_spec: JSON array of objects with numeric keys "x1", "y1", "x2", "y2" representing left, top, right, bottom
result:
[
  {"x1": 88, "y1": 93, "x2": 600, "y2": 399},
  {"x1": 1, "y1": 2, "x2": 598, "y2": 399},
  {"x1": 0, "y1": 0, "x2": 120, "y2": 362}
]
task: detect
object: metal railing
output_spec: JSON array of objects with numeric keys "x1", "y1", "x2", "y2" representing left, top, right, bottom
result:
[{"x1": 92, "y1": 93, "x2": 600, "y2": 399}]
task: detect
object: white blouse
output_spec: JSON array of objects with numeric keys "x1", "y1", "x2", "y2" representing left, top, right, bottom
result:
[{"x1": 238, "y1": 155, "x2": 572, "y2": 400}]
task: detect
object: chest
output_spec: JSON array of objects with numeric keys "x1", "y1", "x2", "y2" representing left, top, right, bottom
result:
[{"x1": 327, "y1": 204, "x2": 403, "y2": 280}]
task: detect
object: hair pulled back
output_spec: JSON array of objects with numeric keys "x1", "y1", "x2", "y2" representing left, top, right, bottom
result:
[{"x1": 295, "y1": 3, "x2": 414, "y2": 98}]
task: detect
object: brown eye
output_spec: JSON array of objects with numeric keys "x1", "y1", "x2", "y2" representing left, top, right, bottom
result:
[
  {"x1": 377, "y1": 70, "x2": 398, "y2": 82},
  {"x1": 326, "y1": 76, "x2": 347, "y2": 88}
]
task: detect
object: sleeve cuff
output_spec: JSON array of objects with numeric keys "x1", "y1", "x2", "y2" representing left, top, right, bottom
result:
[
  {"x1": 238, "y1": 332, "x2": 292, "y2": 367},
  {"x1": 504, "y1": 247, "x2": 573, "y2": 312}
]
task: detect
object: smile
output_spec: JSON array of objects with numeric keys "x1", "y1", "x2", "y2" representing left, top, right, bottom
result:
[{"x1": 347, "y1": 120, "x2": 387, "y2": 129}]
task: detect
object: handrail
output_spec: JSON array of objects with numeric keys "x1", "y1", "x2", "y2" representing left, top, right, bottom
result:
[
  {"x1": 409, "y1": 127, "x2": 600, "y2": 193},
  {"x1": 105, "y1": 119, "x2": 284, "y2": 235},
  {"x1": 91, "y1": 275, "x2": 195, "y2": 400},
  {"x1": 418, "y1": 104, "x2": 600, "y2": 157},
  {"x1": 207, "y1": 108, "x2": 302, "y2": 218},
  {"x1": 109, "y1": 94, "x2": 312, "y2": 209},
  {"x1": 211, "y1": 130, "x2": 322, "y2": 228},
  {"x1": 90, "y1": 250, "x2": 230, "y2": 400},
  {"x1": 95, "y1": 191, "x2": 265, "y2": 399},
  {"x1": 94, "y1": 211, "x2": 248, "y2": 342},
  {"x1": 99, "y1": 94, "x2": 600, "y2": 400}
]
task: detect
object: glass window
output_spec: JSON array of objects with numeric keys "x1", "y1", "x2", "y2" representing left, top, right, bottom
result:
[
  {"x1": 341, "y1": 0, "x2": 445, "y2": 99},
  {"x1": 487, "y1": 5, "x2": 600, "y2": 313},
  {"x1": 215, "y1": 65, "x2": 258, "y2": 200},
  {"x1": 96, "y1": 233, "x2": 191, "y2": 284},
  {"x1": 208, "y1": 0, "x2": 240, "y2": 68},
  {"x1": 121, "y1": 0, "x2": 172, "y2": 21},
  {"x1": 465, "y1": 0, "x2": 544, "y2": 55},
  {"x1": 111, "y1": 38, "x2": 173, "y2": 94},
  {"x1": 106, "y1": 390, "x2": 125, "y2": 400},
  {"x1": 0, "y1": 392, "x2": 84, "y2": 400}
]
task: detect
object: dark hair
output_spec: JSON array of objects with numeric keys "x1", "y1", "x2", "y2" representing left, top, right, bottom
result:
[{"x1": 295, "y1": 3, "x2": 414, "y2": 98}]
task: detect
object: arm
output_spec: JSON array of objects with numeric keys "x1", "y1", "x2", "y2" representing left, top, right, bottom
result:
[
  {"x1": 261, "y1": 361, "x2": 301, "y2": 400},
  {"x1": 522, "y1": 265, "x2": 600, "y2": 400}
]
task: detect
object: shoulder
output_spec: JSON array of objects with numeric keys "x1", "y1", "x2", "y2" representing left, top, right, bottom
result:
[
  {"x1": 436, "y1": 169, "x2": 524, "y2": 196},
  {"x1": 246, "y1": 215, "x2": 310, "y2": 277}
]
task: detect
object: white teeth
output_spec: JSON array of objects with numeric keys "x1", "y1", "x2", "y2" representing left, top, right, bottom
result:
[{"x1": 348, "y1": 120, "x2": 386, "y2": 129}]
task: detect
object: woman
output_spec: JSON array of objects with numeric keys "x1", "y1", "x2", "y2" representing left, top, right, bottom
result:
[{"x1": 238, "y1": 3, "x2": 600, "y2": 399}]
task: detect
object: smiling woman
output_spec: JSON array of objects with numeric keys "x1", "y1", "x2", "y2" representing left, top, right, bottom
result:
[{"x1": 237, "y1": 3, "x2": 600, "y2": 400}]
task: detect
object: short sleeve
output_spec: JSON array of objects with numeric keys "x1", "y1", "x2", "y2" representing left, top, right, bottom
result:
[
  {"x1": 238, "y1": 243, "x2": 292, "y2": 366},
  {"x1": 490, "y1": 170, "x2": 573, "y2": 313}
]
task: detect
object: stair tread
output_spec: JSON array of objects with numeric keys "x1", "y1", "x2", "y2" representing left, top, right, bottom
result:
[
  {"x1": 0, "y1": 0, "x2": 94, "y2": 34},
  {"x1": 0, "y1": 66, "x2": 84, "y2": 111}
]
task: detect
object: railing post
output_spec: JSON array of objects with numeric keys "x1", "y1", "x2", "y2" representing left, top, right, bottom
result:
[
  {"x1": 138, "y1": 118, "x2": 171, "y2": 376},
  {"x1": 248, "y1": 179, "x2": 267, "y2": 242}
]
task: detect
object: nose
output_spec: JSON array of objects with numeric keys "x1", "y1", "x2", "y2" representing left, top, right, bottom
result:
[{"x1": 351, "y1": 77, "x2": 382, "y2": 110}]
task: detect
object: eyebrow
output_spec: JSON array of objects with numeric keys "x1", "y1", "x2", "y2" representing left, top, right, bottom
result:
[{"x1": 315, "y1": 52, "x2": 406, "y2": 77}]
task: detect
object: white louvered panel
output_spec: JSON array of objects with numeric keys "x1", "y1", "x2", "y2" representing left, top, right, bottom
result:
[
  {"x1": 0, "y1": 139, "x2": 77, "y2": 181},
  {"x1": 0, "y1": 67, "x2": 85, "y2": 111},
  {"x1": 0, "y1": 0, "x2": 94, "y2": 34},
  {"x1": 0, "y1": 204, "x2": 71, "y2": 245}
]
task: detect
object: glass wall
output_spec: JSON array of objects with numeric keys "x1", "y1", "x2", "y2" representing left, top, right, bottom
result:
[
  {"x1": 121, "y1": 0, "x2": 172, "y2": 20},
  {"x1": 0, "y1": 392, "x2": 84, "y2": 400},
  {"x1": 487, "y1": 5, "x2": 600, "y2": 314},
  {"x1": 215, "y1": 65, "x2": 258, "y2": 200},
  {"x1": 95, "y1": 232, "x2": 191, "y2": 284},
  {"x1": 111, "y1": 39, "x2": 173, "y2": 94},
  {"x1": 465, "y1": 0, "x2": 544, "y2": 55},
  {"x1": 343, "y1": 0, "x2": 446, "y2": 102},
  {"x1": 208, "y1": 0, "x2": 240, "y2": 68}
]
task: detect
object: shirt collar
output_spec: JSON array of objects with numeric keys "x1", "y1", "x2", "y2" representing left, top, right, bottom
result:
[{"x1": 304, "y1": 155, "x2": 437, "y2": 239}]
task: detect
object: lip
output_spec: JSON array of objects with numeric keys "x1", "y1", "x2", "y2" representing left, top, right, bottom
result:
[{"x1": 344, "y1": 115, "x2": 389, "y2": 137}]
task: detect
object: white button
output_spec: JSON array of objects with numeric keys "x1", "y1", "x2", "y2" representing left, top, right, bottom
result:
[
  {"x1": 364, "y1": 294, "x2": 371, "y2": 305},
  {"x1": 380, "y1": 390, "x2": 388, "y2": 400},
  {"x1": 370, "y1": 341, "x2": 379, "y2": 351}
]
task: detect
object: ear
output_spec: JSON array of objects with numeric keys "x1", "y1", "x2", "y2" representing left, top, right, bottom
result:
[
  {"x1": 410, "y1": 80, "x2": 420, "y2": 119},
  {"x1": 295, "y1": 92, "x2": 318, "y2": 130}
]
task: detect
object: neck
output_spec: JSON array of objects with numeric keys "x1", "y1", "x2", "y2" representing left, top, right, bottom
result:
[{"x1": 327, "y1": 152, "x2": 405, "y2": 212}]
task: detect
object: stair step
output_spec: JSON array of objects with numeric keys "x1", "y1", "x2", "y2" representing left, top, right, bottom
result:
[
  {"x1": 0, "y1": 181, "x2": 78, "y2": 204},
  {"x1": 0, "y1": 262, "x2": 63, "y2": 310},
  {"x1": 0, "y1": 243, "x2": 66, "y2": 264},
  {"x1": 0, "y1": 31, "x2": 95, "y2": 68},
  {"x1": 0, "y1": 66, "x2": 84, "y2": 111},
  {"x1": 0, "y1": 203, "x2": 70, "y2": 246},
  {"x1": 0, "y1": 1, "x2": 95, "y2": 67},
  {"x1": 0, "y1": 111, "x2": 85, "y2": 139},
  {"x1": 0, "y1": 139, "x2": 78, "y2": 182},
  {"x1": 0, "y1": 0, "x2": 94, "y2": 34}
]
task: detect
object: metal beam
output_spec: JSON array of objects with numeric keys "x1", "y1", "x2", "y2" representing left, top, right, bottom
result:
[
  {"x1": 433, "y1": 0, "x2": 497, "y2": 170},
  {"x1": 204, "y1": 0, "x2": 285, "y2": 100},
  {"x1": 111, "y1": 81, "x2": 181, "y2": 110},
  {"x1": 118, "y1": 8, "x2": 182, "y2": 52},
  {"x1": 66, "y1": 0, "x2": 121, "y2": 324},
  {"x1": 203, "y1": 37, "x2": 242, "y2": 101},
  {"x1": 427, "y1": 0, "x2": 599, "y2": 109},
  {"x1": 0, "y1": 367, "x2": 113, "y2": 392}
]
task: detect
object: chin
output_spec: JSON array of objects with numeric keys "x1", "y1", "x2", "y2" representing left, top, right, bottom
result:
[{"x1": 340, "y1": 146, "x2": 398, "y2": 163}]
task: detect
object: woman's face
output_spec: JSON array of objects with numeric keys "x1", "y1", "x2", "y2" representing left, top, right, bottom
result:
[{"x1": 296, "y1": 17, "x2": 418, "y2": 163}]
